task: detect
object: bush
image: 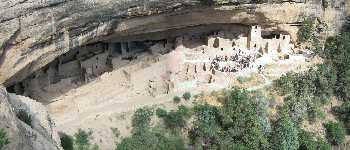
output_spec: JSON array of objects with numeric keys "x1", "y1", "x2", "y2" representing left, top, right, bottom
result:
[
  {"x1": 298, "y1": 18, "x2": 314, "y2": 42},
  {"x1": 74, "y1": 129, "x2": 99, "y2": 150},
  {"x1": 157, "y1": 106, "x2": 191, "y2": 130},
  {"x1": 156, "y1": 108, "x2": 168, "y2": 118},
  {"x1": 74, "y1": 129, "x2": 91, "y2": 150},
  {"x1": 0, "y1": 128, "x2": 10, "y2": 150},
  {"x1": 177, "y1": 105, "x2": 191, "y2": 118},
  {"x1": 298, "y1": 130, "x2": 331, "y2": 150},
  {"x1": 271, "y1": 107, "x2": 299, "y2": 150},
  {"x1": 132, "y1": 107, "x2": 153, "y2": 132},
  {"x1": 173, "y1": 96, "x2": 181, "y2": 103},
  {"x1": 182, "y1": 92, "x2": 191, "y2": 101},
  {"x1": 16, "y1": 110, "x2": 32, "y2": 127},
  {"x1": 117, "y1": 129, "x2": 186, "y2": 150},
  {"x1": 332, "y1": 101, "x2": 350, "y2": 132},
  {"x1": 324, "y1": 121, "x2": 346, "y2": 145},
  {"x1": 274, "y1": 64, "x2": 337, "y2": 123},
  {"x1": 322, "y1": 33, "x2": 350, "y2": 100},
  {"x1": 215, "y1": 88, "x2": 270, "y2": 149},
  {"x1": 59, "y1": 133, "x2": 74, "y2": 150}
]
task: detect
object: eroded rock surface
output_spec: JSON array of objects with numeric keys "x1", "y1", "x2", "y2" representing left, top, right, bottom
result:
[{"x1": 0, "y1": 87, "x2": 61, "y2": 150}]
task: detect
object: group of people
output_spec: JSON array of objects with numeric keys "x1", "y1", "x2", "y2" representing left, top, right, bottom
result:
[{"x1": 210, "y1": 51, "x2": 255, "y2": 73}]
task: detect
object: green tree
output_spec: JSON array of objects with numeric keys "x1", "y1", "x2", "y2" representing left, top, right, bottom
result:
[
  {"x1": 59, "y1": 132, "x2": 74, "y2": 150},
  {"x1": 189, "y1": 104, "x2": 221, "y2": 149},
  {"x1": 131, "y1": 107, "x2": 153, "y2": 132},
  {"x1": 156, "y1": 108, "x2": 167, "y2": 118},
  {"x1": 332, "y1": 101, "x2": 350, "y2": 132},
  {"x1": 271, "y1": 107, "x2": 299, "y2": 150},
  {"x1": 298, "y1": 130, "x2": 331, "y2": 150},
  {"x1": 219, "y1": 88, "x2": 270, "y2": 149},
  {"x1": 157, "y1": 106, "x2": 191, "y2": 131},
  {"x1": 117, "y1": 129, "x2": 186, "y2": 150},
  {"x1": 188, "y1": 89, "x2": 271, "y2": 149},
  {"x1": 298, "y1": 18, "x2": 314, "y2": 42},
  {"x1": 74, "y1": 129, "x2": 99, "y2": 150},
  {"x1": 324, "y1": 121, "x2": 346, "y2": 145},
  {"x1": 0, "y1": 128, "x2": 10, "y2": 150},
  {"x1": 323, "y1": 33, "x2": 350, "y2": 100}
]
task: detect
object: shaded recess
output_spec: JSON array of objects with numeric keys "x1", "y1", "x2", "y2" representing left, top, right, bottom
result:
[{"x1": 6, "y1": 23, "x2": 250, "y2": 103}]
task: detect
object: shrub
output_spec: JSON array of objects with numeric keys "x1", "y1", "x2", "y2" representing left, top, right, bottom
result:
[
  {"x1": 177, "y1": 105, "x2": 191, "y2": 118},
  {"x1": 271, "y1": 107, "x2": 299, "y2": 150},
  {"x1": 132, "y1": 107, "x2": 153, "y2": 132},
  {"x1": 298, "y1": 18, "x2": 314, "y2": 42},
  {"x1": 332, "y1": 101, "x2": 350, "y2": 132},
  {"x1": 322, "y1": 33, "x2": 350, "y2": 100},
  {"x1": 324, "y1": 121, "x2": 346, "y2": 145},
  {"x1": 298, "y1": 130, "x2": 331, "y2": 150},
  {"x1": 74, "y1": 129, "x2": 91, "y2": 150},
  {"x1": 182, "y1": 92, "x2": 191, "y2": 101},
  {"x1": 59, "y1": 132, "x2": 74, "y2": 150},
  {"x1": 158, "y1": 106, "x2": 190, "y2": 130},
  {"x1": 16, "y1": 109, "x2": 32, "y2": 127},
  {"x1": 74, "y1": 129, "x2": 99, "y2": 150},
  {"x1": 156, "y1": 108, "x2": 168, "y2": 118},
  {"x1": 173, "y1": 96, "x2": 181, "y2": 103},
  {"x1": 0, "y1": 128, "x2": 10, "y2": 150},
  {"x1": 117, "y1": 129, "x2": 186, "y2": 150}
]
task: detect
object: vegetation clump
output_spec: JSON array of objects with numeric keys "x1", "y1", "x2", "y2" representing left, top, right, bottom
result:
[
  {"x1": 0, "y1": 128, "x2": 10, "y2": 150},
  {"x1": 173, "y1": 96, "x2": 181, "y2": 103},
  {"x1": 116, "y1": 86, "x2": 350, "y2": 149},
  {"x1": 189, "y1": 88, "x2": 271, "y2": 149},
  {"x1": 298, "y1": 130, "x2": 331, "y2": 150},
  {"x1": 298, "y1": 18, "x2": 314, "y2": 43},
  {"x1": 157, "y1": 106, "x2": 191, "y2": 131},
  {"x1": 182, "y1": 92, "x2": 191, "y2": 101},
  {"x1": 274, "y1": 64, "x2": 336, "y2": 123},
  {"x1": 332, "y1": 101, "x2": 350, "y2": 132},
  {"x1": 324, "y1": 121, "x2": 346, "y2": 145},
  {"x1": 74, "y1": 129, "x2": 99, "y2": 150},
  {"x1": 117, "y1": 107, "x2": 186, "y2": 150},
  {"x1": 131, "y1": 107, "x2": 153, "y2": 132},
  {"x1": 16, "y1": 110, "x2": 32, "y2": 127},
  {"x1": 271, "y1": 107, "x2": 299, "y2": 150},
  {"x1": 59, "y1": 133, "x2": 74, "y2": 150}
]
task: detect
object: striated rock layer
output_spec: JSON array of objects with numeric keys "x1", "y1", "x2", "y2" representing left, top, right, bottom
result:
[{"x1": 0, "y1": 0, "x2": 348, "y2": 86}]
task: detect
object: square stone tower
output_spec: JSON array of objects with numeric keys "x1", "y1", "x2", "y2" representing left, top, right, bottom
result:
[{"x1": 248, "y1": 25, "x2": 262, "y2": 51}]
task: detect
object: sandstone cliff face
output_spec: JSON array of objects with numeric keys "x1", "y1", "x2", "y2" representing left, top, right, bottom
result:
[
  {"x1": 0, "y1": 0, "x2": 347, "y2": 86},
  {"x1": 0, "y1": 87, "x2": 62, "y2": 150}
]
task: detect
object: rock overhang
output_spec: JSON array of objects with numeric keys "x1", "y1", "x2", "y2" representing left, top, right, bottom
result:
[{"x1": 0, "y1": 1, "x2": 335, "y2": 86}]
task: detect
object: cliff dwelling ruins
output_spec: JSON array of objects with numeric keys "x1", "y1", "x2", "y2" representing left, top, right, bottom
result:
[{"x1": 6, "y1": 24, "x2": 297, "y2": 104}]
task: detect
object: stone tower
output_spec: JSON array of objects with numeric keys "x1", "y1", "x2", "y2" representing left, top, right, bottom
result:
[{"x1": 248, "y1": 25, "x2": 262, "y2": 51}]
